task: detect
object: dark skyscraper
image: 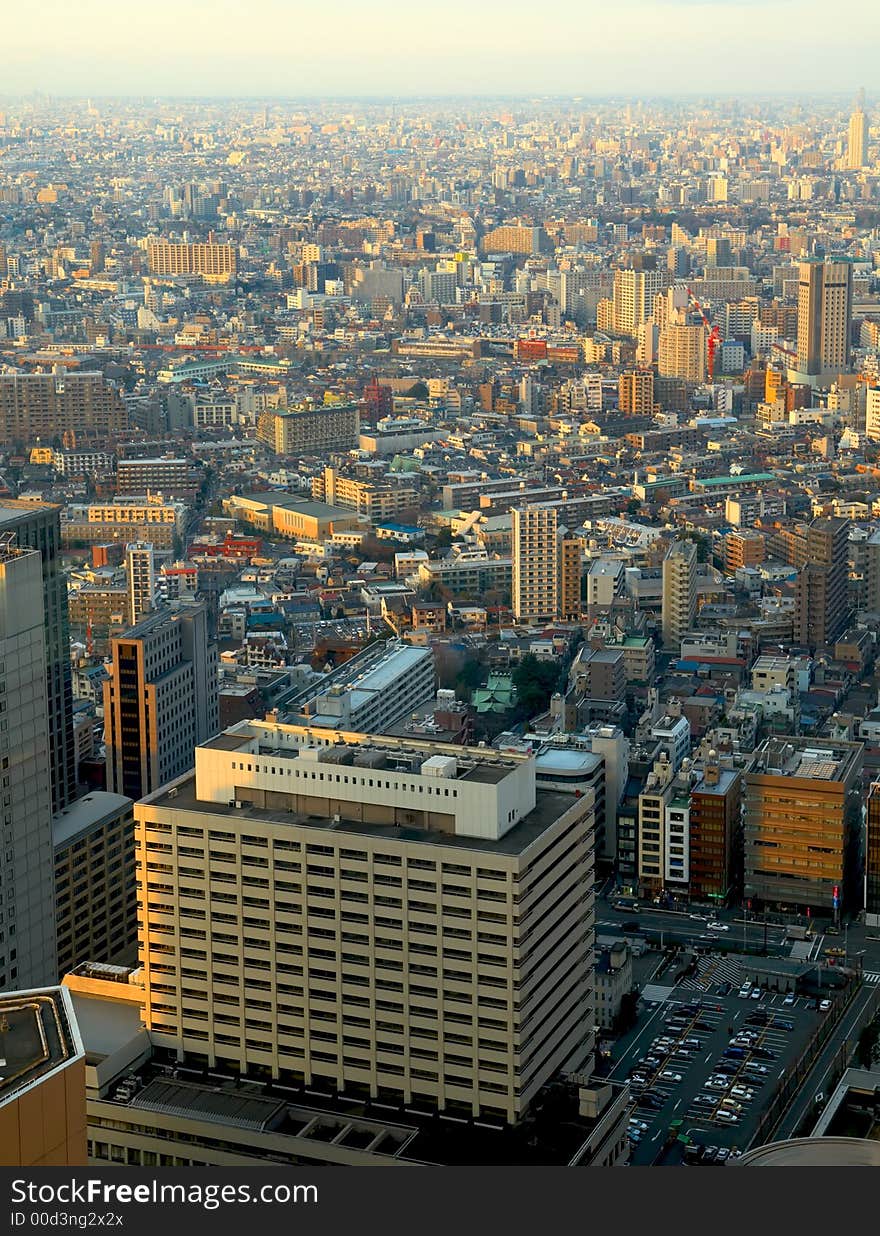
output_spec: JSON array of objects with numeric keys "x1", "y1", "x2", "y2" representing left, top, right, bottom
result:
[
  {"x1": 0, "y1": 500, "x2": 76, "y2": 812},
  {"x1": 794, "y1": 516, "x2": 851, "y2": 651}
]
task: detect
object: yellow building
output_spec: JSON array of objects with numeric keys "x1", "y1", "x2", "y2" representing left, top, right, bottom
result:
[
  {"x1": 0, "y1": 987, "x2": 87, "y2": 1166},
  {"x1": 146, "y1": 238, "x2": 237, "y2": 281},
  {"x1": 256, "y1": 405, "x2": 359, "y2": 456}
]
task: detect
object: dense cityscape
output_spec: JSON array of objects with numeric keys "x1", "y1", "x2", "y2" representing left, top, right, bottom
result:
[{"x1": 3, "y1": 83, "x2": 880, "y2": 1171}]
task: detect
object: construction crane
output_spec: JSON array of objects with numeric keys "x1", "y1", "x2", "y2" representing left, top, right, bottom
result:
[{"x1": 685, "y1": 285, "x2": 721, "y2": 382}]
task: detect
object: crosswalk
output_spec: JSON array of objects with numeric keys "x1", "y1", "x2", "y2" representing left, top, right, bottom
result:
[
  {"x1": 679, "y1": 953, "x2": 744, "y2": 992},
  {"x1": 864, "y1": 972, "x2": 880, "y2": 984}
]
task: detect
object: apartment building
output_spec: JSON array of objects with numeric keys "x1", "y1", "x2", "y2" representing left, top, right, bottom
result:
[
  {"x1": 257, "y1": 405, "x2": 359, "y2": 455},
  {"x1": 61, "y1": 500, "x2": 187, "y2": 551},
  {"x1": 0, "y1": 371, "x2": 127, "y2": 447},
  {"x1": 53, "y1": 793, "x2": 136, "y2": 979},
  {"x1": 661, "y1": 539, "x2": 698, "y2": 649},
  {"x1": 313, "y1": 467, "x2": 420, "y2": 521},
  {"x1": 116, "y1": 457, "x2": 197, "y2": 499},
  {"x1": 135, "y1": 721, "x2": 596, "y2": 1125},
  {"x1": 146, "y1": 238, "x2": 237, "y2": 280},
  {"x1": 512, "y1": 505, "x2": 561, "y2": 623},
  {"x1": 103, "y1": 603, "x2": 219, "y2": 802}
]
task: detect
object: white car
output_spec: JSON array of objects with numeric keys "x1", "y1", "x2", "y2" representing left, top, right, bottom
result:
[
  {"x1": 750, "y1": 988, "x2": 762, "y2": 999},
  {"x1": 707, "y1": 921, "x2": 730, "y2": 932},
  {"x1": 819, "y1": 999, "x2": 832, "y2": 1012},
  {"x1": 783, "y1": 993, "x2": 796, "y2": 1006},
  {"x1": 715, "y1": 1110, "x2": 739, "y2": 1124},
  {"x1": 730, "y1": 1086, "x2": 755, "y2": 1100},
  {"x1": 659, "y1": 1070, "x2": 683, "y2": 1083}
]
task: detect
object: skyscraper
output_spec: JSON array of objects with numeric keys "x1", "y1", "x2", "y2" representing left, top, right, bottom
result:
[
  {"x1": 0, "y1": 541, "x2": 57, "y2": 988},
  {"x1": 612, "y1": 267, "x2": 664, "y2": 337},
  {"x1": 0, "y1": 499, "x2": 76, "y2": 813},
  {"x1": 796, "y1": 258, "x2": 853, "y2": 378},
  {"x1": 103, "y1": 603, "x2": 219, "y2": 802},
  {"x1": 847, "y1": 93, "x2": 868, "y2": 170},
  {"x1": 661, "y1": 539, "x2": 697, "y2": 650}
]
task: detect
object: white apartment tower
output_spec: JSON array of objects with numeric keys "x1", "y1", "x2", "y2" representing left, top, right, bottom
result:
[
  {"x1": 612, "y1": 268, "x2": 665, "y2": 338},
  {"x1": 0, "y1": 541, "x2": 57, "y2": 987}
]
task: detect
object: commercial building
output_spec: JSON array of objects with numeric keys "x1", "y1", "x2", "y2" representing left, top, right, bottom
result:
[
  {"x1": 865, "y1": 782, "x2": 880, "y2": 928},
  {"x1": 661, "y1": 539, "x2": 698, "y2": 649},
  {"x1": 0, "y1": 987, "x2": 86, "y2": 1166},
  {"x1": 53, "y1": 793, "x2": 136, "y2": 979},
  {"x1": 223, "y1": 493, "x2": 362, "y2": 543},
  {"x1": 256, "y1": 405, "x2": 359, "y2": 455},
  {"x1": 0, "y1": 371, "x2": 127, "y2": 447},
  {"x1": 281, "y1": 640, "x2": 435, "y2": 731},
  {"x1": 847, "y1": 100, "x2": 868, "y2": 170},
  {"x1": 146, "y1": 238, "x2": 237, "y2": 280},
  {"x1": 744, "y1": 738, "x2": 863, "y2": 913},
  {"x1": 135, "y1": 721, "x2": 597, "y2": 1126},
  {"x1": 595, "y1": 941, "x2": 633, "y2": 1032},
  {"x1": 796, "y1": 258, "x2": 853, "y2": 378},
  {"x1": 0, "y1": 542, "x2": 57, "y2": 987},
  {"x1": 0, "y1": 499, "x2": 76, "y2": 812},
  {"x1": 103, "y1": 603, "x2": 219, "y2": 802}
]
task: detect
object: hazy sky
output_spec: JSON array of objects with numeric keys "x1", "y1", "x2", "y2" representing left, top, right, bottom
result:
[{"x1": 5, "y1": 0, "x2": 878, "y2": 98}]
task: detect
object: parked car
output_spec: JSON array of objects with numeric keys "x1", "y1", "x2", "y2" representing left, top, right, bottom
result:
[
  {"x1": 819, "y1": 999, "x2": 832, "y2": 1012},
  {"x1": 783, "y1": 993, "x2": 796, "y2": 1006}
]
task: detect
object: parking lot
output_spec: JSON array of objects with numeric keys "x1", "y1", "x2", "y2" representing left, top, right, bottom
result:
[{"x1": 612, "y1": 977, "x2": 825, "y2": 1164}]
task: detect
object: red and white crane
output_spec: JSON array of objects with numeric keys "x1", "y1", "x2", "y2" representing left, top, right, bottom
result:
[{"x1": 685, "y1": 285, "x2": 721, "y2": 382}]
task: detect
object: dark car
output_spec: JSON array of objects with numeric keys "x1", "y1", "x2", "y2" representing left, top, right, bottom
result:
[
  {"x1": 621, "y1": 920, "x2": 641, "y2": 933},
  {"x1": 750, "y1": 1046, "x2": 776, "y2": 1060}
]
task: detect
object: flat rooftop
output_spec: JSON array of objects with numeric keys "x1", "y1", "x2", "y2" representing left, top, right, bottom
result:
[
  {"x1": 0, "y1": 988, "x2": 82, "y2": 1107},
  {"x1": 53, "y1": 791, "x2": 132, "y2": 850},
  {"x1": 753, "y1": 738, "x2": 862, "y2": 782},
  {"x1": 150, "y1": 772, "x2": 576, "y2": 857}
]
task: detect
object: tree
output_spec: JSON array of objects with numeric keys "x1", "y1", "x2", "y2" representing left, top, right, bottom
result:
[{"x1": 512, "y1": 653, "x2": 560, "y2": 719}]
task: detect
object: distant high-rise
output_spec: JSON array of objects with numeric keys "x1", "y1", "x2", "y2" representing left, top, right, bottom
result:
[
  {"x1": 847, "y1": 94, "x2": 868, "y2": 170},
  {"x1": 125, "y1": 541, "x2": 156, "y2": 626},
  {"x1": 512, "y1": 506, "x2": 559, "y2": 623},
  {"x1": 661, "y1": 539, "x2": 698, "y2": 650},
  {"x1": 796, "y1": 258, "x2": 853, "y2": 377},
  {"x1": 0, "y1": 499, "x2": 76, "y2": 813},
  {"x1": 612, "y1": 267, "x2": 665, "y2": 337},
  {"x1": 793, "y1": 516, "x2": 850, "y2": 650},
  {"x1": 103, "y1": 603, "x2": 219, "y2": 802},
  {"x1": 0, "y1": 542, "x2": 57, "y2": 988},
  {"x1": 145, "y1": 238, "x2": 237, "y2": 280}
]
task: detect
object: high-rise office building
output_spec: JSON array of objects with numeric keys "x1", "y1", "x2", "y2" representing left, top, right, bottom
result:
[
  {"x1": 661, "y1": 539, "x2": 698, "y2": 650},
  {"x1": 744, "y1": 738, "x2": 862, "y2": 913},
  {"x1": 0, "y1": 500, "x2": 76, "y2": 812},
  {"x1": 136, "y1": 721, "x2": 596, "y2": 1125},
  {"x1": 847, "y1": 94, "x2": 868, "y2": 170},
  {"x1": 125, "y1": 541, "x2": 156, "y2": 625},
  {"x1": 512, "y1": 506, "x2": 560, "y2": 623},
  {"x1": 103, "y1": 603, "x2": 219, "y2": 802},
  {"x1": 0, "y1": 541, "x2": 57, "y2": 988},
  {"x1": 793, "y1": 516, "x2": 850, "y2": 650},
  {"x1": 796, "y1": 258, "x2": 853, "y2": 377},
  {"x1": 865, "y1": 782, "x2": 880, "y2": 928},
  {"x1": 688, "y1": 762, "x2": 743, "y2": 904}
]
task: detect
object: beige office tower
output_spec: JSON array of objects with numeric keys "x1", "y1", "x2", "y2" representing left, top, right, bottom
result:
[
  {"x1": 847, "y1": 99, "x2": 868, "y2": 170},
  {"x1": 796, "y1": 258, "x2": 853, "y2": 377},
  {"x1": 512, "y1": 505, "x2": 559, "y2": 623},
  {"x1": 612, "y1": 267, "x2": 664, "y2": 337},
  {"x1": 135, "y1": 722, "x2": 596, "y2": 1125},
  {"x1": 658, "y1": 323, "x2": 706, "y2": 383},
  {"x1": 0, "y1": 542, "x2": 57, "y2": 987},
  {"x1": 661, "y1": 539, "x2": 698, "y2": 650},
  {"x1": 103, "y1": 603, "x2": 219, "y2": 803},
  {"x1": 125, "y1": 541, "x2": 156, "y2": 625}
]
